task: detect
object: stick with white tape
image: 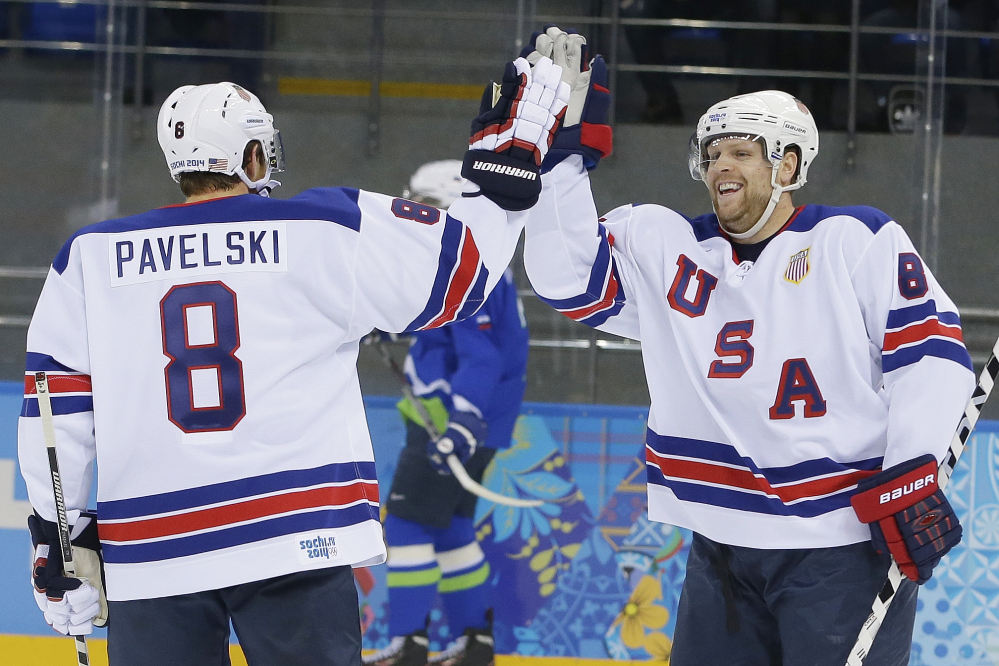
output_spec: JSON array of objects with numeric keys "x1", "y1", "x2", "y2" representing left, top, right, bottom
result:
[
  {"x1": 34, "y1": 371, "x2": 90, "y2": 666},
  {"x1": 374, "y1": 340, "x2": 543, "y2": 508},
  {"x1": 845, "y1": 338, "x2": 999, "y2": 665}
]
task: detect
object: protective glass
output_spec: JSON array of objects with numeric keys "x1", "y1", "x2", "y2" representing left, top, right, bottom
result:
[
  {"x1": 270, "y1": 130, "x2": 286, "y2": 173},
  {"x1": 689, "y1": 132, "x2": 768, "y2": 181}
]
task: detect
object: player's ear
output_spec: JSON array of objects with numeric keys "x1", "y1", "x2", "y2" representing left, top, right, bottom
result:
[{"x1": 779, "y1": 149, "x2": 799, "y2": 187}]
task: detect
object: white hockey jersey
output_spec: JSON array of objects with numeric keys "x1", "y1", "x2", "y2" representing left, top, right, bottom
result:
[
  {"x1": 525, "y1": 156, "x2": 975, "y2": 549},
  {"x1": 18, "y1": 187, "x2": 525, "y2": 600}
]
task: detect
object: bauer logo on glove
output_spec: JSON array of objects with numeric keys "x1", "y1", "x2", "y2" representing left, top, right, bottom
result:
[{"x1": 851, "y1": 454, "x2": 962, "y2": 584}]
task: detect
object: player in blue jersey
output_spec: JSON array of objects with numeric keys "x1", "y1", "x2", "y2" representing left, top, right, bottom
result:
[
  {"x1": 20, "y1": 68, "x2": 567, "y2": 666},
  {"x1": 518, "y1": 27, "x2": 974, "y2": 666},
  {"x1": 364, "y1": 161, "x2": 530, "y2": 666}
]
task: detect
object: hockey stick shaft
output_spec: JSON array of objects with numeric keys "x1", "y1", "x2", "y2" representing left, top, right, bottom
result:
[
  {"x1": 373, "y1": 340, "x2": 543, "y2": 508},
  {"x1": 845, "y1": 338, "x2": 999, "y2": 665},
  {"x1": 34, "y1": 372, "x2": 90, "y2": 666}
]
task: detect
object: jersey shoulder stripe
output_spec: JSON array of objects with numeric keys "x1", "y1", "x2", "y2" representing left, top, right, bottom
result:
[
  {"x1": 405, "y1": 215, "x2": 489, "y2": 332},
  {"x1": 645, "y1": 430, "x2": 882, "y2": 518},
  {"x1": 883, "y1": 300, "x2": 972, "y2": 373},
  {"x1": 785, "y1": 204, "x2": 893, "y2": 235},
  {"x1": 52, "y1": 187, "x2": 363, "y2": 274}
]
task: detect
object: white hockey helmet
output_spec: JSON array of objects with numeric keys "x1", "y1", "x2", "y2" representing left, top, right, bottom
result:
[
  {"x1": 403, "y1": 159, "x2": 465, "y2": 208},
  {"x1": 157, "y1": 82, "x2": 285, "y2": 194},
  {"x1": 689, "y1": 90, "x2": 819, "y2": 239}
]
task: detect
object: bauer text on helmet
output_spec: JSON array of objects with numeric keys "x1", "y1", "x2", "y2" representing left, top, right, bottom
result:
[
  {"x1": 690, "y1": 90, "x2": 819, "y2": 240},
  {"x1": 158, "y1": 82, "x2": 285, "y2": 194}
]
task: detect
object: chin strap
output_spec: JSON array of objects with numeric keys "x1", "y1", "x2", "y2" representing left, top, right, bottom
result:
[
  {"x1": 720, "y1": 162, "x2": 801, "y2": 241},
  {"x1": 235, "y1": 166, "x2": 281, "y2": 197}
]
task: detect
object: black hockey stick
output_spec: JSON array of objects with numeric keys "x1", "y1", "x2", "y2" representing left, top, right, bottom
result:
[
  {"x1": 845, "y1": 337, "x2": 999, "y2": 665},
  {"x1": 371, "y1": 339, "x2": 542, "y2": 508},
  {"x1": 34, "y1": 372, "x2": 90, "y2": 666}
]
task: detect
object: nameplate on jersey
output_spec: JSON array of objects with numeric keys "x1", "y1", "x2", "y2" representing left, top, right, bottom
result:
[{"x1": 108, "y1": 222, "x2": 288, "y2": 287}]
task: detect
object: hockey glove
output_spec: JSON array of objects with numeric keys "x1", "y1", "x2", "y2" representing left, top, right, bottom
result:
[
  {"x1": 427, "y1": 410, "x2": 488, "y2": 475},
  {"x1": 29, "y1": 511, "x2": 108, "y2": 635},
  {"x1": 463, "y1": 56, "x2": 569, "y2": 211},
  {"x1": 850, "y1": 454, "x2": 962, "y2": 584},
  {"x1": 522, "y1": 25, "x2": 613, "y2": 172}
]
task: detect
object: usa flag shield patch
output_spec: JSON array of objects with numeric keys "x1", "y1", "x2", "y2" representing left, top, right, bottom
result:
[{"x1": 784, "y1": 248, "x2": 810, "y2": 284}]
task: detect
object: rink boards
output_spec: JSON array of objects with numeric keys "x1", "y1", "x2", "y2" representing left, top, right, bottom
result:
[{"x1": 2, "y1": 382, "x2": 999, "y2": 665}]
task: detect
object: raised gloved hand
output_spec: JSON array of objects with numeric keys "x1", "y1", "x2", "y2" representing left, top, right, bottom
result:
[
  {"x1": 427, "y1": 410, "x2": 488, "y2": 475},
  {"x1": 462, "y1": 56, "x2": 569, "y2": 211},
  {"x1": 29, "y1": 511, "x2": 108, "y2": 636},
  {"x1": 850, "y1": 454, "x2": 962, "y2": 584},
  {"x1": 521, "y1": 25, "x2": 613, "y2": 171}
]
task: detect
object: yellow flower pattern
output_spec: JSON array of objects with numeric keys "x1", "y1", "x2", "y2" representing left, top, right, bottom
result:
[{"x1": 610, "y1": 575, "x2": 669, "y2": 649}]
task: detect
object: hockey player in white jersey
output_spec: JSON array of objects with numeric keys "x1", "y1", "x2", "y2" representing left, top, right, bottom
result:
[
  {"x1": 521, "y1": 27, "x2": 974, "y2": 666},
  {"x1": 19, "y1": 64, "x2": 568, "y2": 665}
]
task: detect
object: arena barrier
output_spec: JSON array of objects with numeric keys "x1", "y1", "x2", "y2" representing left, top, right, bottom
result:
[{"x1": 2, "y1": 384, "x2": 999, "y2": 665}]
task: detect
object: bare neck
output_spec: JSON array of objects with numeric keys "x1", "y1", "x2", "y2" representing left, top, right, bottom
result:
[{"x1": 185, "y1": 182, "x2": 251, "y2": 204}]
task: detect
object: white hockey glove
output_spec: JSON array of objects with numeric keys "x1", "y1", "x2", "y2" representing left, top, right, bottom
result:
[
  {"x1": 521, "y1": 25, "x2": 613, "y2": 171},
  {"x1": 29, "y1": 512, "x2": 108, "y2": 636},
  {"x1": 462, "y1": 56, "x2": 570, "y2": 211},
  {"x1": 427, "y1": 411, "x2": 488, "y2": 475}
]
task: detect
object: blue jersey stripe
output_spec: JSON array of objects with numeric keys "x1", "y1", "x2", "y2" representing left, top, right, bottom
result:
[
  {"x1": 101, "y1": 503, "x2": 379, "y2": 564},
  {"x1": 450, "y1": 264, "x2": 490, "y2": 323},
  {"x1": 25, "y1": 353, "x2": 81, "y2": 373},
  {"x1": 882, "y1": 338, "x2": 974, "y2": 373},
  {"x1": 646, "y1": 430, "x2": 882, "y2": 485},
  {"x1": 535, "y1": 226, "x2": 613, "y2": 310},
  {"x1": 576, "y1": 263, "x2": 628, "y2": 327},
  {"x1": 21, "y1": 396, "x2": 94, "y2": 417},
  {"x1": 647, "y1": 463, "x2": 854, "y2": 518},
  {"x1": 886, "y1": 299, "x2": 961, "y2": 329},
  {"x1": 97, "y1": 461, "x2": 378, "y2": 520},
  {"x1": 53, "y1": 187, "x2": 363, "y2": 274},
  {"x1": 404, "y1": 215, "x2": 464, "y2": 332}
]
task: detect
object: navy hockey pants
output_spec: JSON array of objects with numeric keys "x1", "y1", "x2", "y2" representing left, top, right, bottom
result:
[
  {"x1": 671, "y1": 533, "x2": 918, "y2": 666},
  {"x1": 106, "y1": 565, "x2": 361, "y2": 666}
]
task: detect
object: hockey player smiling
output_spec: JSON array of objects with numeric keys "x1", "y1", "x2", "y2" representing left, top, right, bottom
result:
[
  {"x1": 522, "y1": 25, "x2": 974, "y2": 666},
  {"x1": 703, "y1": 136, "x2": 798, "y2": 243}
]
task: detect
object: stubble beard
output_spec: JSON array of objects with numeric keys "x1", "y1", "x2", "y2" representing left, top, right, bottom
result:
[{"x1": 712, "y1": 181, "x2": 772, "y2": 237}]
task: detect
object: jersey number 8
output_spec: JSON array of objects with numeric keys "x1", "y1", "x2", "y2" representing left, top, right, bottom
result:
[{"x1": 160, "y1": 281, "x2": 246, "y2": 432}]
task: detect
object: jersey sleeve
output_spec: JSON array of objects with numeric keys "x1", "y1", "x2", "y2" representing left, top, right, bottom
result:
[
  {"x1": 851, "y1": 220, "x2": 975, "y2": 469},
  {"x1": 17, "y1": 250, "x2": 97, "y2": 523},
  {"x1": 523, "y1": 154, "x2": 641, "y2": 340},
  {"x1": 347, "y1": 190, "x2": 525, "y2": 338}
]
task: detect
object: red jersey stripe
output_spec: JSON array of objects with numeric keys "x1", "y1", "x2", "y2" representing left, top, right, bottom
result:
[
  {"x1": 562, "y1": 272, "x2": 619, "y2": 321},
  {"x1": 98, "y1": 481, "x2": 379, "y2": 542},
  {"x1": 24, "y1": 374, "x2": 93, "y2": 395},
  {"x1": 425, "y1": 228, "x2": 481, "y2": 329},
  {"x1": 883, "y1": 318, "x2": 963, "y2": 353},
  {"x1": 647, "y1": 449, "x2": 877, "y2": 504}
]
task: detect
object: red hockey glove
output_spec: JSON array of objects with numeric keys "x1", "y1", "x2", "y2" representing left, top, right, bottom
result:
[{"x1": 851, "y1": 454, "x2": 962, "y2": 583}]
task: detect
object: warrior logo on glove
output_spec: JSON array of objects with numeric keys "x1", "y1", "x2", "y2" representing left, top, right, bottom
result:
[{"x1": 462, "y1": 57, "x2": 570, "y2": 211}]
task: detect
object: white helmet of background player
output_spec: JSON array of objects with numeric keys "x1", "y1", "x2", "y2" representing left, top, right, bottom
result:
[
  {"x1": 157, "y1": 82, "x2": 285, "y2": 194},
  {"x1": 689, "y1": 90, "x2": 819, "y2": 240},
  {"x1": 403, "y1": 159, "x2": 465, "y2": 208}
]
